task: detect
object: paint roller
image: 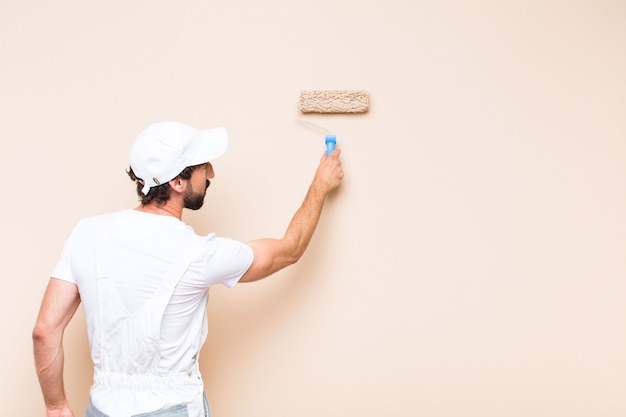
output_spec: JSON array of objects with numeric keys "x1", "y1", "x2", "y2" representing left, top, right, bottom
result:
[{"x1": 297, "y1": 90, "x2": 369, "y2": 156}]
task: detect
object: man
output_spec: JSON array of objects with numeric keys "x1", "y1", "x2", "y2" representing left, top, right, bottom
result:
[{"x1": 33, "y1": 121, "x2": 344, "y2": 417}]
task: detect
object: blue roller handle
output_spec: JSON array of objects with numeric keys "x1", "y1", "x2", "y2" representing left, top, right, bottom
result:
[{"x1": 325, "y1": 134, "x2": 336, "y2": 156}]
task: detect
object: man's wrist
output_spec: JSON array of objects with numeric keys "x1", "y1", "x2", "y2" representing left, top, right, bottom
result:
[{"x1": 310, "y1": 179, "x2": 331, "y2": 197}]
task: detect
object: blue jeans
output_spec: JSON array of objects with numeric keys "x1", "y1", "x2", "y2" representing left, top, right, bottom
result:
[{"x1": 85, "y1": 393, "x2": 210, "y2": 417}]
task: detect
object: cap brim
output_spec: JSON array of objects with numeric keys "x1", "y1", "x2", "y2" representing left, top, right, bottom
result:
[{"x1": 191, "y1": 127, "x2": 228, "y2": 165}]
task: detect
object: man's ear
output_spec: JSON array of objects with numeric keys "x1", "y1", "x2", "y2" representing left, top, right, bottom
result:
[{"x1": 168, "y1": 177, "x2": 186, "y2": 193}]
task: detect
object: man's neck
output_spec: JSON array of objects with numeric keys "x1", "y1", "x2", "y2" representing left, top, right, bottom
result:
[{"x1": 135, "y1": 201, "x2": 183, "y2": 220}]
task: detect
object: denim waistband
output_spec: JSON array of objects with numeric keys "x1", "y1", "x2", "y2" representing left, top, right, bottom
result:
[{"x1": 85, "y1": 392, "x2": 210, "y2": 417}]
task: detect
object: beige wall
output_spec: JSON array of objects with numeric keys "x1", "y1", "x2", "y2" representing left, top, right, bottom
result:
[{"x1": 2, "y1": 0, "x2": 625, "y2": 416}]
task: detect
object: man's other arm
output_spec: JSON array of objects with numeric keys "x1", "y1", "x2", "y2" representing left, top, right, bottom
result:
[{"x1": 33, "y1": 278, "x2": 81, "y2": 417}]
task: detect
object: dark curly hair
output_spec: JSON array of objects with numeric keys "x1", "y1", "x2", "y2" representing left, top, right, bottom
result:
[{"x1": 127, "y1": 164, "x2": 200, "y2": 206}]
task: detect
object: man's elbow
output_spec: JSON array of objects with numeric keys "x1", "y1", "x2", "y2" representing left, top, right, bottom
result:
[
  {"x1": 284, "y1": 235, "x2": 308, "y2": 265},
  {"x1": 287, "y1": 248, "x2": 305, "y2": 266},
  {"x1": 32, "y1": 321, "x2": 53, "y2": 345},
  {"x1": 267, "y1": 252, "x2": 300, "y2": 277}
]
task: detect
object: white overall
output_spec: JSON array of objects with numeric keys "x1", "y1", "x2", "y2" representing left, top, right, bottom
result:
[{"x1": 87, "y1": 225, "x2": 209, "y2": 417}]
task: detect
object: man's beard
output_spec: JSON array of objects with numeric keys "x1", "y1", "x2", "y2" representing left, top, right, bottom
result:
[{"x1": 184, "y1": 180, "x2": 210, "y2": 210}]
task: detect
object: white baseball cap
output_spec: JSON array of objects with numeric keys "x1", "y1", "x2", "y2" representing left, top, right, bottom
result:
[{"x1": 129, "y1": 121, "x2": 228, "y2": 195}]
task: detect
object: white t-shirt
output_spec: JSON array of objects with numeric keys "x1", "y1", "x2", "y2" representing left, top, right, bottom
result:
[{"x1": 52, "y1": 209, "x2": 253, "y2": 372}]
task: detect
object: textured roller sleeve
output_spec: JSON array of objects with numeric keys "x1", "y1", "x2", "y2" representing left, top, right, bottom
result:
[{"x1": 299, "y1": 90, "x2": 370, "y2": 113}]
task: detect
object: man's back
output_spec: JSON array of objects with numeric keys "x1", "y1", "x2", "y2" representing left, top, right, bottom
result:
[{"x1": 53, "y1": 209, "x2": 253, "y2": 373}]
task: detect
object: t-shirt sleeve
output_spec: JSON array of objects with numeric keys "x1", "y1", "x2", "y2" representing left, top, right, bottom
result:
[
  {"x1": 196, "y1": 235, "x2": 254, "y2": 288},
  {"x1": 50, "y1": 223, "x2": 82, "y2": 284}
]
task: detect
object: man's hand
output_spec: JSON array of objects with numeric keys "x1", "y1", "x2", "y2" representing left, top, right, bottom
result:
[{"x1": 313, "y1": 148, "x2": 344, "y2": 193}]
